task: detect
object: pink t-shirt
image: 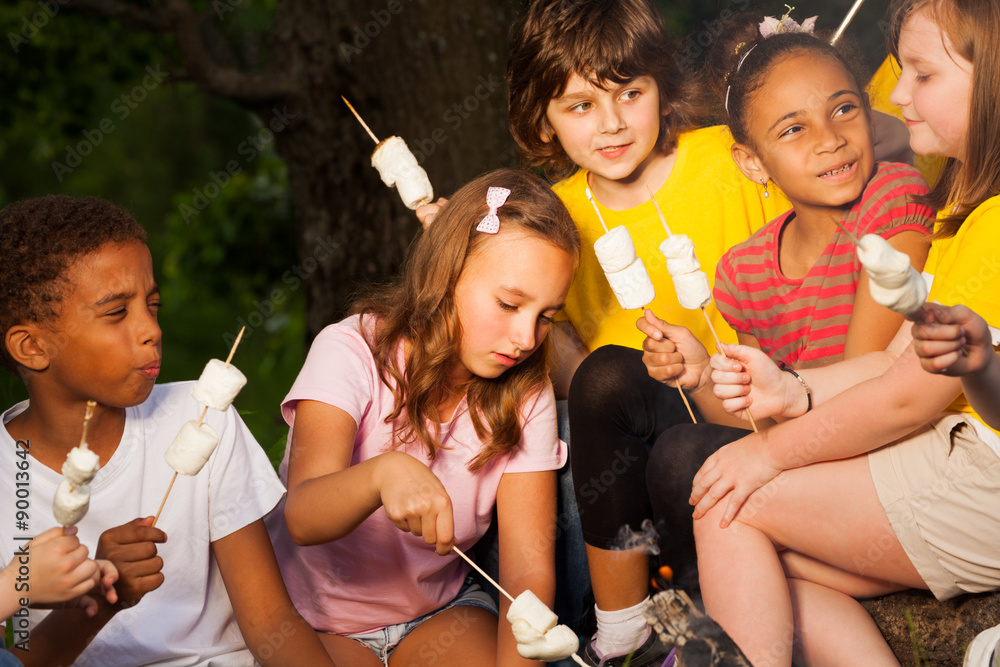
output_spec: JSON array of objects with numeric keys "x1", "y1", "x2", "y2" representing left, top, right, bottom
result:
[{"x1": 267, "y1": 315, "x2": 566, "y2": 634}]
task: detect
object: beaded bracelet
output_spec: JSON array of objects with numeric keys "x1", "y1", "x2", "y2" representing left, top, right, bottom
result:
[{"x1": 783, "y1": 368, "x2": 812, "y2": 413}]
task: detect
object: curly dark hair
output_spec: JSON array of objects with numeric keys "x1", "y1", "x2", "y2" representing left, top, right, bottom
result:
[
  {"x1": 508, "y1": 0, "x2": 709, "y2": 181},
  {"x1": 0, "y1": 194, "x2": 148, "y2": 373}
]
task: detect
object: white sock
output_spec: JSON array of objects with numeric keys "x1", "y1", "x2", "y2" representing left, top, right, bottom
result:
[{"x1": 593, "y1": 597, "x2": 651, "y2": 656}]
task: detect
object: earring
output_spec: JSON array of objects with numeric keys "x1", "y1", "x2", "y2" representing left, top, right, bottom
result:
[{"x1": 760, "y1": 176, "x2": 769, "y2": 199}]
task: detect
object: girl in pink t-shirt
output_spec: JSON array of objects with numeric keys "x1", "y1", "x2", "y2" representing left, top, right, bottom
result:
[{"x1": 268, "y1": 169, "x2": 580, "y2": 666}]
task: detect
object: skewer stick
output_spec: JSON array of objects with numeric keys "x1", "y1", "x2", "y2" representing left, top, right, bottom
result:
[
  {"x1": 701, "y1": 308, "x2": 759, "y2": 433},
  {"x1": 646, "y1": 185, "x2": 673, "y2": 237},
  {"x1": 156, "y1": 327, "x2": 248, "y2": 526},
  {"x1": 79, "y1": 400, "x2": 97, "y2": 448},
  {"x1": 453, "y1": 546, "x2": 514, "y2": 602},
  {"x1": 832, "y1": 217, "x2": 861, "y2": 245},
  {"x1": 830, "y1": 0, "x2": 866, "y2": 45},
  {"x1": 584, "y1": 187, "x2": 610, "y2": 234},
  {"x1": 646, "y1": 186, "x2": 697, "y2": 424},
  {"x1": 153, "y1": 473, "x2": 177, "y2": 527},
  {"x1": 341, "y1": 96, "x2": 380, "y2": 144},
  {"x1": 452, "y1": 546, "x2": 588, "y2": 666}
]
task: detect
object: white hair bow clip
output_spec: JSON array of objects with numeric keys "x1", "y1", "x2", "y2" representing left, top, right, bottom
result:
[
  {"x1": 476, "y1": 186, "x2": 511, "y2": 234},
  {"x1": 759, "y1": 5, "x2": 817, "y2": 38}
]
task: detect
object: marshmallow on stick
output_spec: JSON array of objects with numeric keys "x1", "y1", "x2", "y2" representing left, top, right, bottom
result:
[
  {"x1": 54, "y1": 400, "x2": 98, "y2": 528},
  {"x1": 856, "y1": 233, "x2": 928, "y2": 315},
  {"x1": 154, "y1": 328, "x2": 246, "y2": 527},
  {"x1": 450, "y1": 546, "x2": 586, "y2": 664},
  {"x1": 587, "y1": 188, "x2": 656, "y2": 310},
  {"x1": 342, "y1": 97, "x2": 434, "y2": 210},
  {"x1": 648, "y1": 189, "x2": 755, "y2": 432}
]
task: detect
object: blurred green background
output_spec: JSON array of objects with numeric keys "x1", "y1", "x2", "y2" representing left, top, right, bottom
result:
[{"x1": 0, "y1": 0, "x2": 890, "y2": 466}]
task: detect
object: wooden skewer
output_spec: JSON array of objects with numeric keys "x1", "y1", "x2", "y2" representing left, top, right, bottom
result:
[
  {"x1": 341, "y1": 96, "x2": 380, "y2": 144},
  {"x1": 584, "y1": 187, "x2": 610, "y2": 234},
  {"x1": 646, "y1": 186, "x2": 697, "y2": 424},
  {"x1": 453, "y1": 546, "x2": 514, "y2": 602},
  {"x1": 646, "y1": 185, "x2": 673, "y2": 237},
  {"x1": 152, "y1": 472, "x2": 177, "y2": 527},
  {"x1": 452, "y1": 546, "x2": 588, "y2": 666},
  {"x1": 155, "y1": 327, "x2": 247, "y2": 527},
  {"x1": 701, "y1": 308, "x2": 759, "y2": 433},
  {"x1": 832, "y1": 217, "x2": 861, "y2": 245},
  {"x1": 830, "y1": 0, "x2": 866, "y2": 45}
]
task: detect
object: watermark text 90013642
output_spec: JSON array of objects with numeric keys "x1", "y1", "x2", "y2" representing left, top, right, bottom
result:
[{"x1": 11, "y1": 439, "x2": 33, "y2": 651}]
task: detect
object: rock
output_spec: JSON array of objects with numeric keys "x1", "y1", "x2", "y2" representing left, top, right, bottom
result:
[{"x1": 644, "y1": 587, "x2": 1000, "y2": 666}]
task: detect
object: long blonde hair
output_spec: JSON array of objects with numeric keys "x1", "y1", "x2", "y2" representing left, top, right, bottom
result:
[
  {"x1": 889, "y1": 0, "x2": 1000, "y2": 236},
  {"x1": 351, "y1": 169, "x2": 579, "y2": 470}
]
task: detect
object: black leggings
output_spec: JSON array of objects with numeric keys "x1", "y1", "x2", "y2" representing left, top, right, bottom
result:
[{"x1": 569, "y1": 345, "x2": 749, "y2": 587}]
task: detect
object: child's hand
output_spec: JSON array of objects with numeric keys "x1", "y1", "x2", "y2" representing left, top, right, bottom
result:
[
  {"x1": 912, "y1": 303, "x2": 995, "y2": 376},
  {"x1": 15, "y1": 526, "x2": 99, "y2": 605},
  {"x1": 690, "y1": 432, "x2": 782, "y2": 528},
  {"x1": 710, "y1": 344, "x2": 803, "y2": 419},
  {"x1": 375, "y1": 452, "x2": 455, "y2": 555},
  {"x1": 415, "y1": 197, "x2": 448, "y2": 230},
  {"x1": 95, "y1": 517, "x2": 166, "y2": 609},
  {"x1": 637, "y1": 309, "x2": 710, "y2": 391}
]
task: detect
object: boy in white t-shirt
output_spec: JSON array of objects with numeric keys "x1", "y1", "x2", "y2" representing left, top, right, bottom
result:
[{"x1": 0, "y1": 195, "x2": 334, "y2": 666}]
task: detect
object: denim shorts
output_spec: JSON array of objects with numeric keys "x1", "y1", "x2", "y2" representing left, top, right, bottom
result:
[{"x1": 344, "y1": 576, "x2": 498, "y2": 665}]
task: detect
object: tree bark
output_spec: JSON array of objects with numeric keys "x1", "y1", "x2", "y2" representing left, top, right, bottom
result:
[
  {"x1": 266, "y1": 0, "x2": 520, "y2": 339},
  {"x1": 68, "y1": 0, "x2": 520, "y2": 340}
]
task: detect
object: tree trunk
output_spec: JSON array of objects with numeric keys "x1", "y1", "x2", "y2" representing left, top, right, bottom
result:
[{"x1": 265, "y1": 0, "x2": 520, "y2": 340}]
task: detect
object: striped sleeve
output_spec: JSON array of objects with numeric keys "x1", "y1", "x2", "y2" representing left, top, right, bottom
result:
[{"x1": 856, "y1": 162, "x2": 935, "y2": 238}]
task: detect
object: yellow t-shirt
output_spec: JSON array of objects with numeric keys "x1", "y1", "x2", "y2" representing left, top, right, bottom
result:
[
  {"x1": 867, "y1": 55, "x2": 948, "y2": 187},
  {"x1": 926, "y1": 195, "x2": 1000, "y2": 436},
  {"x1": 553, "y1": 125, "x2": 792, "y2": 352}
]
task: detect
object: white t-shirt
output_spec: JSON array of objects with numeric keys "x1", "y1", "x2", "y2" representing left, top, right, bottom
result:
[
  {"x1": 267, "y1": 315, "x2": 567, "y2": 634},
  {"x1": 0, "y1": 382, "x2": 286, "y2": 666}
]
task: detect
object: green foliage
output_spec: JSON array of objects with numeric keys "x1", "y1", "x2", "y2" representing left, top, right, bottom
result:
[{"x1": 0, "y1": 5, "x2": 298, "y2": 464}]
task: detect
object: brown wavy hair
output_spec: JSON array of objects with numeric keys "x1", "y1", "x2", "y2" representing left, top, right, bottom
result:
[
  {"x1": 889, "y1": 0, "x2": 1000, "y2": 237},
  {"x1": 350, "y1": 169, "x2": 580, "y2": 471},
  {"x1": 508, "y1": 0, "x2": 708, "y2": 181}
]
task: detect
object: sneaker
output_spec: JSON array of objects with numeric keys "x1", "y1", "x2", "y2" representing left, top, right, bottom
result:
[{"x1": 581, "y1": 627, "x2": 676, "y2": 667}]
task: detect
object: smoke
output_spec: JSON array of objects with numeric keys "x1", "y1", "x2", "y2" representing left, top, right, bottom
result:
[{"x1": 610, "y1": 519, "x2": 663, "y2": 555}]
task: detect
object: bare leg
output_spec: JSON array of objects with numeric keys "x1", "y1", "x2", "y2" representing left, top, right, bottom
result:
[
  {"x1": 695, "y1": 455, "x2": 925, "y2": 665},
  {"x1": 318, "y1": 634, "x2": 382, "y2": 666},
  {"x1": 789, "y1": 578, "x2": 901, "y2": 666},
  {"x1": 585, "y1": 544, "x2": 649, "y2": 611},
  {"x1": 389, "y1": 606, "x2": 497, "y2": 667}
]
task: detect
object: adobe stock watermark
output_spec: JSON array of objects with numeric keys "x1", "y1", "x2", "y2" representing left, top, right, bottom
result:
[
  {"x1": 673, "y1": 0, "x2": 752, "y2": 73},
  {"x1": 177, "y1": 106, "x2": 297, "y2": 224},
  {"x1": 222, "y1": 233, "x2": 340, "y2": 347},
  {"x1": 337, "y1": 0, "x2": 418, "y2": 64},
  {"x1": 50, "y1": 65, "x2": 169, "y2": 183},
  {"x1": 408, "y1": 73, "x2": 505, "y2": 163},
  {"x1": 8, "y1": 0, "x2": 70, "y2": 53}
]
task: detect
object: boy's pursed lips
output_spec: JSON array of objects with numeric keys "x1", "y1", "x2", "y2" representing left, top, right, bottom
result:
[{"x1": 139, "y1": 360, "x2": 161, "y2": 378}]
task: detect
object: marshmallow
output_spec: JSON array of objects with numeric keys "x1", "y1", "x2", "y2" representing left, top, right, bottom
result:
[
  {"x1": 594, "y1": 226, "x2": 638, "y2": 273},
  {"x1": 660, "y1": 234, "x2": 701, "y2": 276},
  {"x1": 513, "y1": 622, "x2": 580, "y2": 661},
  {"x1": 191, "y1": 359, "x2": 247, "y2": 412},
  {"x1": 671, "y1": 270, "x2": 713, "y2": 310},
  {"x1": 606, "y1": 258, "x2": 657, "y2": 310},
  {"x1": 857, "y1": 234, "x2": 927, "y2": 315},
  {"x1": 371, "y1": 136, "x2": 434, "y2": 210},
  {"x1": 53, "y1": 479, "x2": 90, "y2": 527},
  {"x1": 506, "y1": 590, "x2": 558, "y2": 635},
  {"x1": 165, "y1": 420, "x2": 220, "y2": 476},
  {"x1": 62, "y1": 446, "x2": 100, "y2": 488}
]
